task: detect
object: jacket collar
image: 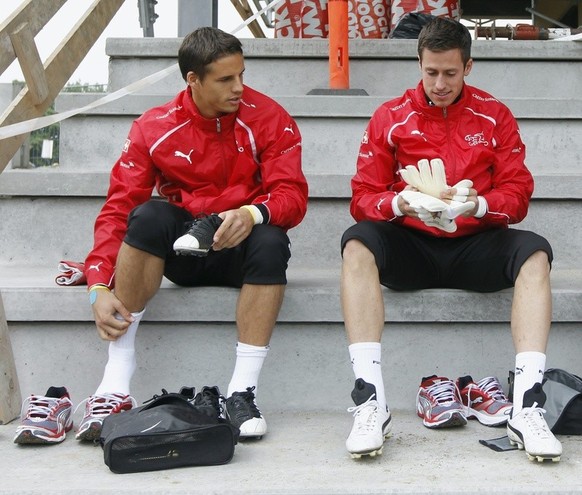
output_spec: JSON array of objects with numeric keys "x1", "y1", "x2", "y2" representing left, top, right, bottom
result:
[
  {"x1": 180, "y1": 87, "x2": 237, "y2": 132},
  {"x1": 413, "y1": 80, "x2": 468, "y2": 119}
]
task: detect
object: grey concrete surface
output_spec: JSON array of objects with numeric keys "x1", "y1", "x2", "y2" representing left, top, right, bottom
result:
[
  {"x1": 53, "y1": 94, "x2": 582, "y2": 175},
  {"x1": 1, "y1": 410, "x2": 582, "y2": 494},
  {"x1": 104, "y1": 38, "x2": 582, "y2": 98}
]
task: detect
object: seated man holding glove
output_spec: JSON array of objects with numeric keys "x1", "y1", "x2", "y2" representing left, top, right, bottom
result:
[{"x1": 340, "y1": 17, "x2": 561, "y2": 462}]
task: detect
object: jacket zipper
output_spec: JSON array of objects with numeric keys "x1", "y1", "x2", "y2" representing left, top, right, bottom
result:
[
  {"x1": 216, "y1": 118, "x2": 228, "y2": 188},
  {"x1": 442, "y1": 106, "x2": 457, "y2": 182}
]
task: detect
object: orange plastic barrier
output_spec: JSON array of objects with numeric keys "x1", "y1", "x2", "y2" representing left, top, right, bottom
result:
[{"x1": 328, "y1": 0, "x2": 350, "y2": 89}]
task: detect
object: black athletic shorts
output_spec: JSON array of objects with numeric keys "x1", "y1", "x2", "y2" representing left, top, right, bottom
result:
[
  {"x1": 340, "y1": 221, "x2": 553, "y2": 292},
  {"x1": 124, "y1": 200, "x2": 291, "y2": 287}
]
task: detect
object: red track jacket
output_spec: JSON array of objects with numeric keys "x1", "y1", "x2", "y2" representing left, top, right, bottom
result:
[
  {"x1": 86, "y1": 85, "x2": 308, "y2": 288},
  {"x1": 351, "y1": 81, "x2": 534, "y2": 237}
]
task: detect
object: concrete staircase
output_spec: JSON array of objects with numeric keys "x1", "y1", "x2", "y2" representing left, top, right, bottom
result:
[{"x1": 1, "y1": 37, "x2": 582, "y2": 491}]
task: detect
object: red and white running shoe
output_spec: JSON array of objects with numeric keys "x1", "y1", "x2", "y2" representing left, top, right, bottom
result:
[
  {"x1": 416, "y1": 375, "x2": 467, "y2": 429},
  {"x1": 75, "y1": 392, "x2": 136, "y2": 441},
  {"x1": 457, "y1": 375, "x2": 512, "y2": 426},
  {"x1": 14, "y1": 386, "x2": 73, "y2": 444}
]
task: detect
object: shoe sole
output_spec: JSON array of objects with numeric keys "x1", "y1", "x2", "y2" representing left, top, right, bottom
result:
[
  {"x1": 350, "y1": 445, "x2": 384, "y2": 459},
  {"x1": 348, "y1": 425, "x2": 392, "y2": 459},
  {"x1": 75, "y1": 422, "x2": 102, "y2": 442},
  {"x1": 174, "y1": 247, "x2": 210, "y2": 256},
  {"x1": 14, "y1": 430, "x2": 67, "y2": 444},
  {"x1": 508, "y1": 437, "x2": 561, "y2": 463},
  {"x1": 466, "y1": 407, "x2": 510, "y2": 427},
  {"x1": 421, "y1": 410, "x2": 467, "y2": 429}
]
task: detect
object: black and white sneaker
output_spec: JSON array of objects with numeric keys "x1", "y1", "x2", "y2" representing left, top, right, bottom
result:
[
  {"x1": 507, "y1": 383, "x2": 562, "y2": 462},
  {"x1": 193, "y1": 386, "x2": 223, "y2": 419},
  {"x1": 225, "y1": 387, "x2": 267, "y2": 439},
  {"x1": 173, "y1": 214, "x2": 223, "y2": 256},
  {"x1": 346, "y1": 379, "x2": 392, "y2": 459}
]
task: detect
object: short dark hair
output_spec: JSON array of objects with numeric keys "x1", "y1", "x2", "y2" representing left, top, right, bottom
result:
[
  {"x1": 178, "y1": 27, "x2": 243, "y2": 81},
  {"x1": 417, "y1": 17, "x2": 472, "y2": 66}
]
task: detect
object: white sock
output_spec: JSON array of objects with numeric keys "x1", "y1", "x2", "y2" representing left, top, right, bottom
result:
[
  {"x1": 512, "y1": 351, "x2": 546, "y2": 414},
  {"x1": 349, "y1": 342, "x2": 387, "y2": 410},
  {"x1": 227, "y1": 342, "x2": 269, "y2": 398},
  {"x1": 95, "y1": 309, "x2": 144, "y2": 396}
]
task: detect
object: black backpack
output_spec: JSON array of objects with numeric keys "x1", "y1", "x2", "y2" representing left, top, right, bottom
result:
[{"x1": 100, "y1": 387, "x2": 239, "y2": 474}]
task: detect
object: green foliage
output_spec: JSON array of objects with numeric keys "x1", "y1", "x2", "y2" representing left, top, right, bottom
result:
[
  {"x1": 63, "y1": 80, "x2": 107, "y2": 93},
  {"x1": 29, "y1": 104, "x2": 60, "y2": 167}
]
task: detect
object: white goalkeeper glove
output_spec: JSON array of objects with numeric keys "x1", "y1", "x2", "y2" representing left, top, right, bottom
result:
[
  {"x1": 399, "y1": 190, "x2": 474, "y2": 233},
  {"x1": 399, "y1": 158, "x2": 447, "y2": 198},
  {"x1": 399, "y1": 158, "x2": 474, "y2": 202}
]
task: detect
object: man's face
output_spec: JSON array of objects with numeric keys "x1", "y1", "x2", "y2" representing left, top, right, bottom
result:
[
  {"x1": 188, "y1": 53, "x2": 245, "y2": 118},
  {"x1": 419, "y1": 48, "x2": 472, "y2": 108}
]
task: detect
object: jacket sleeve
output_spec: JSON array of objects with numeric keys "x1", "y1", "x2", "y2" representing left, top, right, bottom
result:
[
  {"x1": 251, "y1": 112, "x2": 308, "y2": 230},
  {"x1": 479, "y1": 108, "x2": 533, "y2": 227},
  {"x1": 350, "y1": 109, "x2": 403, "y2": 222},
  {"x1": 85, "y1": 122, "x2": 157, "y2": 288}
]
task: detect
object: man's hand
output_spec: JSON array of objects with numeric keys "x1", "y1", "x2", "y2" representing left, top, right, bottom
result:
[
  {"x1": 90, "y1": 289, "x2": 133, "y2": 342},
  {"x1": 212, "y1": 208, "x2": 255, "y2": 251},
  {"x1": 440, "y1": 185, "x2": 479, "y2": 217},
  {"x1": 398, "y1": 190, "x2": 475, "y2": 232}
]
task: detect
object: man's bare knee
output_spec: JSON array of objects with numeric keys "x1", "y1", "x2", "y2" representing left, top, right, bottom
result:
[
  {"x1": 517, "y1": 250, "x2": 551, "y2": 283},
  {"x1": 343, "y1": 239, "x2": 375, "y2": 265}
]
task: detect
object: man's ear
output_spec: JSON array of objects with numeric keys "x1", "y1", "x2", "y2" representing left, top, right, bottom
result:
[
  {"x1": 464, "y1": 58, "x2": 473, "y2": 77},
  {"x1": 186, "y1": 71, "x2": 199, "y2": 86}
]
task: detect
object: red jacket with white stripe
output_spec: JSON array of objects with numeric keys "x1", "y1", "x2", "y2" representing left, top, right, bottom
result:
[
  {"x1": 351, "y1": 81, "x2": 533, "y2": 236},
  {"x1": 86, "y1": 85, "x2": 308, "y2": 288}
]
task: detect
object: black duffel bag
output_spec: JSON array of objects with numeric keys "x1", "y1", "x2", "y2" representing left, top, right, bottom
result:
[
  {"x1": 542, "y1": 368, "x2": 582, "y2": 435},
  {"x1": 508, "y1": 368, "x2": 582, "y2": 434},
  {"x1": 99, "y1": 387, "x2": 239, "y2": 474}
]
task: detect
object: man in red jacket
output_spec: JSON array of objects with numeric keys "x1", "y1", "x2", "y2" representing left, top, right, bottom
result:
[
  {"x1": 77, "y1": 27, "x2": 308, "y2": 442},
  {"x1": 341, "y1": 17, "x2": 561, "y2": 462}
]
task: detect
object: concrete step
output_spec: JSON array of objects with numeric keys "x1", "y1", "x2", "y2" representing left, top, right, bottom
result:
[
  {"x1": 55, "y1": 93, "x2": 582, "y2": 175},
  {"x1": 2, "y1": 410, "x2": 582, "y2": 494},
  {"x1": 1, "y1": 265, "x2": 582, "y2": 410},
  {"x1": 1, "y1": 170, "x2": 582, "y2": 269},
  {"x1": 104, "y1": 38, "x2": 582, "y2": 99}
]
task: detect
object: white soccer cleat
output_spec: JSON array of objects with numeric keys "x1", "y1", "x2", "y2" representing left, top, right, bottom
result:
[
  {"x1": 346, "y1": 379, "x2": 392, "y2": 459},
  {"x1": 507, "y1": 383, "x2": 562, "y2": 463}
]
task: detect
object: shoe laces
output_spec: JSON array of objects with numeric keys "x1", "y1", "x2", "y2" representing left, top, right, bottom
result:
[
  {"x1": 519, "y1": 402, "x2": 553, "y2": 439},
  {"x1": 228, "y1": 387, "x2": 261, "y2": 419},
  {"x1": 347, "y1": 394, "x2": 381, "y2": 433},
  {"x1": 185, "y1": 215, "x2": 222, "y2": 238},
  {"x1": 475, "y1": 376, "x2": 509, "y2": 402},
  {"x1": 195, "y1": 388, "x2": 223, "y2": 417},
  {"x1": 20, "y1": 395, "x2": 64, "y2": 420},
  {"x1": 423, "y1": 380, "x2": 460, "y2": 405},
  {"x1": 75, "y1": 393, "x2": 136, "y2": 417}
]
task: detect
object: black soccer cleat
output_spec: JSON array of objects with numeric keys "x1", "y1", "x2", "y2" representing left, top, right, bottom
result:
[{"x1": 173, "y1": 214, "x2": 223, "y2": 256}]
